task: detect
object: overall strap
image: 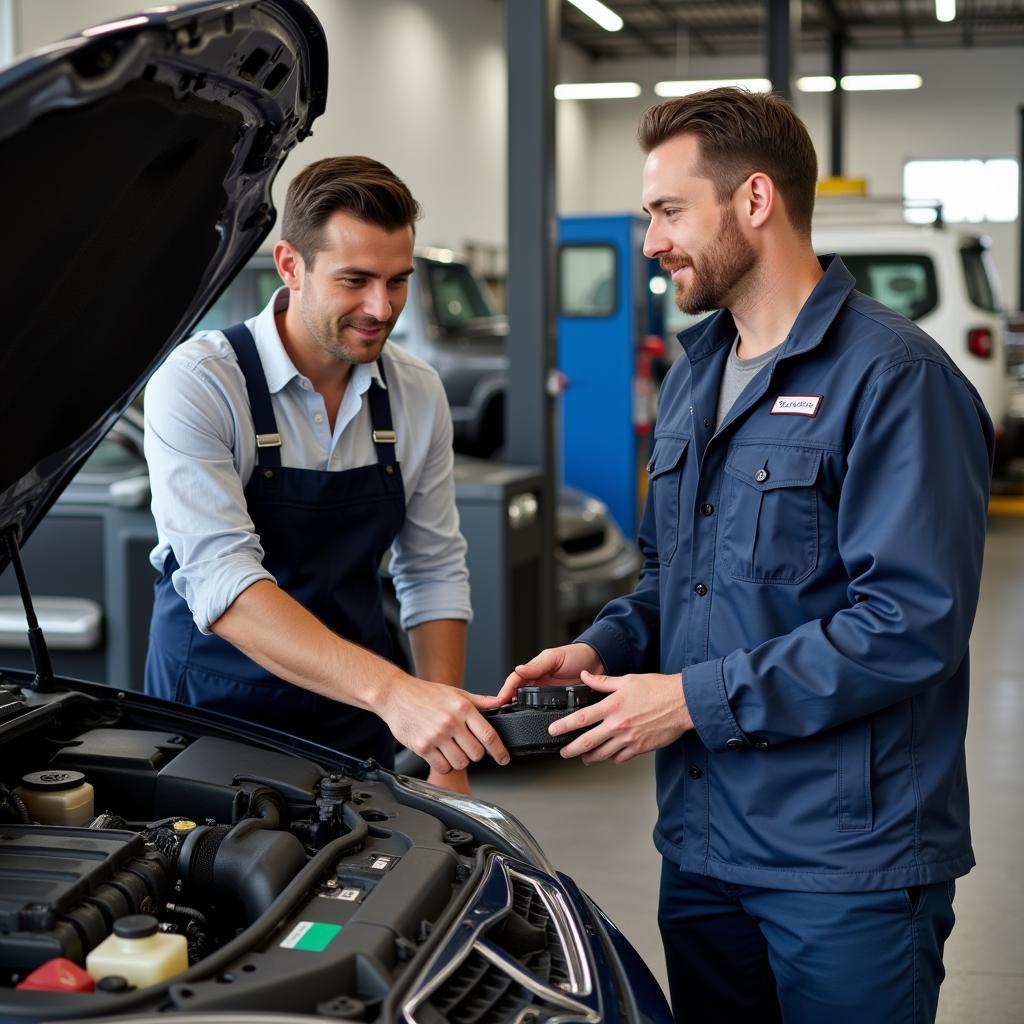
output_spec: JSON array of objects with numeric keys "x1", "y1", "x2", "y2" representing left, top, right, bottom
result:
[
  {"x1": 367, "y1": 355, "x2": 398, "y2": 467},
  {"x1": 222, "y1": 322, "x2": 282, "y2": 470}
]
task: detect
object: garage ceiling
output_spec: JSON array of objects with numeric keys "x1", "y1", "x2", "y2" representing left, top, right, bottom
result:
[{"x1": 561, "y1": 0, "x2": 1024, "y2": 58}]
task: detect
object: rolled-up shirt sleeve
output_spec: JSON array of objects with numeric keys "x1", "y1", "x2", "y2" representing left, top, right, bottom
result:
[
  {"x1": 144, "y1": 349, "x2": 274, "y2": 634},
  {"x1": 388, "y1": 373, "x2": 471, "y2": 630}
]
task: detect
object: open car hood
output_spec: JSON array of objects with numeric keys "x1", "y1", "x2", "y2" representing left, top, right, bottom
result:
[{"x1": 0, "y1": 0, "x2": 327, "y2": 571}]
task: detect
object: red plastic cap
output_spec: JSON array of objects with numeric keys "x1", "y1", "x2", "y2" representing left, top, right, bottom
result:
[{"x1": 16, "y1": 958, "x2": 96, "y2": 992}]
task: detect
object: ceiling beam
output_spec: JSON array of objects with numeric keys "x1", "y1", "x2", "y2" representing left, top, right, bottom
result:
[
  {"x1": 814, "y1": 0, "x2": 847, "y2": 37},
  {"x1": 646, "y1": 0, "x2": 718, "y2": 55},
  {"x1": 897, "y1": 0, "x2": 913, "y2": 45},
  {"x1": 617, "y1": 11, "x2": 675, "y2": 58}
]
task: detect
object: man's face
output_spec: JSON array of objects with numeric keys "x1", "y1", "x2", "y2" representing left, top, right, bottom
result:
[
  {"x1": 292, "y1": 211, "x2": 415, "y2": 365},
  {"x1": 642, "y1": 134, "x2": 757, "y2": 315}
]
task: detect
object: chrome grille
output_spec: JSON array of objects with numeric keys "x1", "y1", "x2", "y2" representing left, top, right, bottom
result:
[{"x1": 403, "y1": 856, "x2": 600, "y2": 1024}]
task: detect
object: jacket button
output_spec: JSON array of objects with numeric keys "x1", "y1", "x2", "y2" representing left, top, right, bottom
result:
[
  {"x1": 752, "y1": 737, "x2": 769, "y2": 750},
  {"x1": 263, "y1": 469, "x2": 274, "y2": 479},
  {"x1": 385, "y1": 464, "x2": 395, "y2": 475},
  {"x1": 688, "y1": 764, "x2": 703, "y2": 779},
  {"x1": 694, "y1": 583, "x2": 708, "y2": 596},
  {"x1": 754, "y1": 468, "x2": 769, "y2": 483},
  {"x1": 702, "y1": 417, "x2": 712, "y2": 428},
  {"x1": 701, "y1": 503, "x2": 714, "y2": 516},
  {"x1": 725, "y1": 738, "x2": 744, "y2": 751}
]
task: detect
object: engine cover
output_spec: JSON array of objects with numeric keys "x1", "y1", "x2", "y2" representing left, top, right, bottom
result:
[{"x1": 0, "y1": 825, "x2": 169, "y2": 971}]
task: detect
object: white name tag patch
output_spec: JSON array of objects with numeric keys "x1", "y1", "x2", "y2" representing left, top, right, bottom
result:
[{"x1": 771, "y1": 395, "x2": 822, "y2": 417}]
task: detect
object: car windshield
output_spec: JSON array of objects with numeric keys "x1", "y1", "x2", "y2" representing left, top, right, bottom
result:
[{"x1": 425, "y1": 261, "x2": 497, "y2": 328}]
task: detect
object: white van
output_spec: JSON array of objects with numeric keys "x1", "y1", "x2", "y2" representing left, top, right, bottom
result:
[{"x1": 812, "y1": 202, "x2": 1009, "y2": 456}]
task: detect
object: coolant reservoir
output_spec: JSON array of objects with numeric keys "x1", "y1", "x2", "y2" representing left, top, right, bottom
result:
[
  {"x1": 16, "y1": 770, "x2": 94, "y2": 825},
  {"x1": 86, "y1": 915, "x2": 188, "y2": 988}
]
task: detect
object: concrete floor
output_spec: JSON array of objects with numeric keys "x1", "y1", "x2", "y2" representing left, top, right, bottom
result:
[{"x1": 473, "y1": 517, "x2": 1024, "y2": 1021}]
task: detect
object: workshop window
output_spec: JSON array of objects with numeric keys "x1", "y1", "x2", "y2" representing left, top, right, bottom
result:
[
  {"x1": 560, "y1": 244, "x2": 617, "y2": 317},
  {"x1": 903, "y1": 158, "x2": 1019, "y2": 224}
]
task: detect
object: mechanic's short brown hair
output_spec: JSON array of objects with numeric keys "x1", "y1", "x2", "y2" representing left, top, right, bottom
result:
[
  {"x1": 282, "y1": 156, "x2": 420, "y2": 266},
  {"x1": 638, "y1": 87, "x2": 817, "y2": 238}
]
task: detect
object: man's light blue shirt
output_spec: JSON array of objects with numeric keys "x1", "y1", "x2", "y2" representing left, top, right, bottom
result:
[{"x1": 144, "y1": 287, "x2": 471, "y2": 634}]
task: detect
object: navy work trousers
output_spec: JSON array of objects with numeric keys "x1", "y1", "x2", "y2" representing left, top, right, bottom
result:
[{"x1": 659, "y1": 860, "x2": 956, "y2": 1023}]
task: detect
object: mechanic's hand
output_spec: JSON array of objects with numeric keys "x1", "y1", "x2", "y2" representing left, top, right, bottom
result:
[
  {"x1": 378, "y1": 677, "x2": 510, "y2": 775},
  {"x1": 549, "y1": 670, "x2": 693, "y2": 765},
  {"x1": 428, "y1": 767, "x2": 472, "y2": 795},
  {"x1": 481, "y1": 643, "x2": 606, "y2": 710}
]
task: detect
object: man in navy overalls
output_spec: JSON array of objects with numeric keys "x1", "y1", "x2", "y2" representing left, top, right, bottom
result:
[
  {"x1": 488, "y1": 91, "x2": 992, "y2": 1020},
  {"x1": 145, "y1": 156, "x2": 509, "y2": 790}
]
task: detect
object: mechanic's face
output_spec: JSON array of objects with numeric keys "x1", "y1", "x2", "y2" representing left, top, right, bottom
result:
[
  {"x1": 294, "y1": 211, "x2": 414, "y2": 365},
  {"x1": 642, "y1": 133, "x2": 757, "y2": 315}
]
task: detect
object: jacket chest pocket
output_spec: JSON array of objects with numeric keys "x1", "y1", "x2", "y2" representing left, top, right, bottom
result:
[
  {"x1": 648, "y1": 436, "x2": 690, "y2": 565},
  {"x1": 721, "y1": 443, "x2": 822, "y2": 584}
]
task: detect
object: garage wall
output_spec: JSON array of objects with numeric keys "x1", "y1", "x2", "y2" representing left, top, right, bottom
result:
[
  {"x1": 10, "y1": 0, "x2": 590, "y2": 257},
  {"x1": 574, "y1": 46, "x2": 1024, "y2": 308}
]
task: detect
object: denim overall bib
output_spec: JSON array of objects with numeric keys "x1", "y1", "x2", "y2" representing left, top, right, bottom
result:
[{"x1": 145, "y1": 323, "x2": 404, "y2": 767}]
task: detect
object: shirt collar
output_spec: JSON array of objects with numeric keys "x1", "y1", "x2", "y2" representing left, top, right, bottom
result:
[
  {"x1": 249, "y1": 286, "x2": 386, "y2": 394},
  {"x1": 677, "y1": 254, "x2": 856, "y2": 366}
]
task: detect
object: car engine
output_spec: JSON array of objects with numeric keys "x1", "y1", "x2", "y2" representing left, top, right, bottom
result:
[{"x1": 0, "y1": 683, "x2": 617, "y2": 1022}]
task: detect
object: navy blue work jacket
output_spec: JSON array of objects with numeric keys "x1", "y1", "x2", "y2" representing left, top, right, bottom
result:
[{"x1": 579, "y1": 256, "x2": 994, "y2": 892}]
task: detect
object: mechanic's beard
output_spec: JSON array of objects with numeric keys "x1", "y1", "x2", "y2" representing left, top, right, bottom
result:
[
  {"x1": 302, "y1": 305, "x2": 390, "y2": 365},
  {"x1": 665, "y1": 206, "x2": 757, "y2": 316}
]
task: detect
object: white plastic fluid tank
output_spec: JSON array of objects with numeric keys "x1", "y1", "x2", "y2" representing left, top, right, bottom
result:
[
  {"x1": 16, "y1": 770, "x2": 94, "y2": 825},
  {"x1": 86, "y1": 915, "x2": 188, "y2": 988}
]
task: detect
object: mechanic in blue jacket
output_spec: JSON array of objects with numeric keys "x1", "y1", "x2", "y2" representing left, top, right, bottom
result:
[{"x1": 490, "y1": 89, "x2": 993, "y2": 1022}]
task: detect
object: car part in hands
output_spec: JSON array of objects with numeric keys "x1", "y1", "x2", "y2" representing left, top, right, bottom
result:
[{"x1": 484, "y1": 684, "x2": 596, "y2": 756}]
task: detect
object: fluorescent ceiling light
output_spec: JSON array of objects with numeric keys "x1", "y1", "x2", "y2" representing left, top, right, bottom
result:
[
  {"x1": 654, "y1": 78, "x2": 772, "y2": 97},
  {"x1": 935, "y1": 0, "x2": 956, "y2": 22},
  {"x1": 797, "y1": 76, "x2": 837, "y2": 92},
  {"x1": 566, "y1": 0, "x2": 623, "y2": 32},
  {"x1": 841, "y1": 74, "x2": 922, "y2": 91},
  {"x1": 555, "y1": 81, "x2": 641, "y2": 100}
]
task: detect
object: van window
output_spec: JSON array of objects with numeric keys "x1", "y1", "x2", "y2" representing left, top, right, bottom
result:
[
  {"x1": 960, "y1": 245, "x2": 999, "y2": 313},
  {"x1": 838, "y1": 254, "x2": 938, "y2": 321}
]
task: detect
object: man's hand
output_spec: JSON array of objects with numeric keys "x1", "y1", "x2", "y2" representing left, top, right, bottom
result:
[
  {"x1": 481, "y1": 643, "x2": 606, "y2": 709},
  {"x1": 550, "y1": 670, "x2": 693, "y2": 764},
  {"x1": 428, "y1": 768, "x2": 472, "y2": 795},
  {"x1": 376, "y1": 677, "x2": 510, "y2": 776}
]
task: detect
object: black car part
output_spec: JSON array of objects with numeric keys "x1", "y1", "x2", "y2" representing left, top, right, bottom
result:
[
  {"x1": 484, "y1": 684, "x2": 596, "y2": 756},
  {"x1": 0, "y1": 826, "x2": 170, "y2": 970}
]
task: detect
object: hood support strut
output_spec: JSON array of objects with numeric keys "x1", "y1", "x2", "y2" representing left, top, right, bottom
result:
[{"x1": 1, "y1": 524, "x2": 55, "y2": 692}]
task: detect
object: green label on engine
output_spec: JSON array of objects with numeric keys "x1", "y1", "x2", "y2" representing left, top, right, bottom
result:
[{"x1": 279, "y1": 921, "x2": 341, "y2": 952}]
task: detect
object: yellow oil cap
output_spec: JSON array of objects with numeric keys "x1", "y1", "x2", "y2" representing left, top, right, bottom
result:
[{"x1": 172, "y1": 819, "x2": 197, "y2": 833}]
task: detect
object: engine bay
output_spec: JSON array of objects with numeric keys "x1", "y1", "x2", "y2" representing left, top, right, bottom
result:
[{"x1": 0, "y1": 680, "x2": 488, "y2": 1019}]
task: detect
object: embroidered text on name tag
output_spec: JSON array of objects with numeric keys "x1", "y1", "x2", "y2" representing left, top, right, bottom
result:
[{"x1": 771, "y1": 395, "x2": 822, "y2": 417}]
